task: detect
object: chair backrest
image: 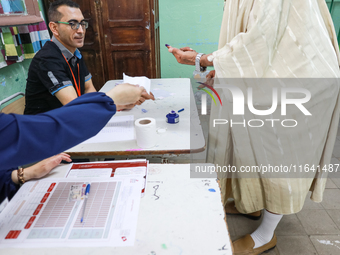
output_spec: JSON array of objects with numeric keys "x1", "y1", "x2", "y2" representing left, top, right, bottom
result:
[{"x1": 0, "y1": 92, "x2": 25, "y2": 114}]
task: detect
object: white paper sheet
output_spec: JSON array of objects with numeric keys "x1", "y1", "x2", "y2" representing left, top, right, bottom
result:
[
  {"x1": 64, "y1": 160, "x2": 148, "y2": 197},
  {"x1": 66, "y1": 168, "x2": 112, "y2": 178},
  {"x1": 0, "y1": 198, "x2": 9, "y2": 214},
  {"x1": 82, "y1": 115, "x2": 134, "y2": 144},
  {"x1": 115, "y1": 167, "x2": 146, "y2": 176},
  {"x1": 150, "y1": 88, "x2": 172, "y2": 99},
  {"x1": 0, "y1": 178, "x2": 142, "y2": 248},
  {"x1": 123, "y1": 73, "x2": 151, "y2": 94}
]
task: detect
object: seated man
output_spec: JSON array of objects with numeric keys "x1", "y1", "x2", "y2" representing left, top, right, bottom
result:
[{"x1": 24, "y1": 0, "x2": 153, "y2": 114}]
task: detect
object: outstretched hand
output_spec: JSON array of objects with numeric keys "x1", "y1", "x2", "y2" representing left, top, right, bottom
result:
[
  {"x1": 136, "y1": 91, "x2": 155, "y2": 105},
  {"x1": 115, "y1": 87, "x2": 155, "y2": 110},
  {"x1": 167, "y1": 46, "x2": 197, "y2": 65},
  {"x1": 166, "y1": 45, "x2": 213, "y2": 68}
]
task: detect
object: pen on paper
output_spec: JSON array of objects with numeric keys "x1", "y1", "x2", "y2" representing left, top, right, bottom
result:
[
  {"x1": 80, "y1": 183, "x2": 91, "y2": 223},
  {"x1": 178, "y1": 108, "x2": 184, "y2": 112}
]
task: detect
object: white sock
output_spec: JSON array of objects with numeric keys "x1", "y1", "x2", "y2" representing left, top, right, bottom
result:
[{"x1": 250, "y1": 210, "x2": 283, "y2": 249}]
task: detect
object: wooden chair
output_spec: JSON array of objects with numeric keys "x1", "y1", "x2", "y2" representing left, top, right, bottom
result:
[{"x1": 0, "y1": 92, "x2": 25, "y2": 114}]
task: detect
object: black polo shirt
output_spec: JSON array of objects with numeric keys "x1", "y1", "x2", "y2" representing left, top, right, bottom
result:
[{"x1": 24, "y1": 37, "x2": 92, "y2": 115}]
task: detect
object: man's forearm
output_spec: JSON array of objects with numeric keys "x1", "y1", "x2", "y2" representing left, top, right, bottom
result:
[{"x1": 84, "y1": 79, "x2": 97, "y2": 93}]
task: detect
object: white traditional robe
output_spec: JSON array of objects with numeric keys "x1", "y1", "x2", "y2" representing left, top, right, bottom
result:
[{"x1": 207, "y1": 0, "x2": 340, "y2": 214}]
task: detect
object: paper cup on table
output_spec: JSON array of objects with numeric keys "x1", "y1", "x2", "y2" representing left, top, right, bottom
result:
[{"x1": 135, "y1": 118, "x2": 157, "y2": 148}]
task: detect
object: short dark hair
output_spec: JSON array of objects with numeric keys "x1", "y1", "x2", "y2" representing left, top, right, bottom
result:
[{"x1": 48, "y1": 0, "x2": 80, "y2": 22}]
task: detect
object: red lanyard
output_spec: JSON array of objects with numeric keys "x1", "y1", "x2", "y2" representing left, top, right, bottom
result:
[{"x1": 62, "y1": 54, "x2": 81, "y2": 97}]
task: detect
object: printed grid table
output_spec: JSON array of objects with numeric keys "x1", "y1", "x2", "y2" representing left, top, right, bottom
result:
[{"x1": 1, "y1": 163, "x2": 232, "y2": 255}]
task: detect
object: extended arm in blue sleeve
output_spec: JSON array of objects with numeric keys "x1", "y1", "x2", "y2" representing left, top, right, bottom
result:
[{"x1": 0, "y1": 92, "x2": 116, "y2": 171}]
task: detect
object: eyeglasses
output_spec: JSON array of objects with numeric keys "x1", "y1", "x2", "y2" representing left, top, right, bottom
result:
[{"x1": 55, "y1": 20, "x2": 89, "y2": 30}]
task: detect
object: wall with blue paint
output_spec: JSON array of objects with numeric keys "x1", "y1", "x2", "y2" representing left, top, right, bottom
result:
[
  {"x1": 327, "y1": 0, "x2": 340, "y2": 43},
  {"x1": 160, "y1": 0, "x2": 340, "y2": 79},
  {"x1": 159, "y1": 0, "x2": 224, "y2": 78},
  {"x1": 0, "y1": 59, "x2": 32, "y2": 105}
]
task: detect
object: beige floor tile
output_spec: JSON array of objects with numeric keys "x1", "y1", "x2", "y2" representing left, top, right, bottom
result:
[
  {"x1": 267, "y1": 247, "x2": 280, "y2": 255},
  {"x1": 329, "y1": 158, "x2": 340, "y2": 179},
  {"x1": 320, "y1": 189, "x2": 340, "y2": 209},
  {"x1": 310, "y1": 235, "x2": 340, "y2": 255},
  {"x1": 325, "y1": 178, "x2": 338, "y2": 189},
  {"x1": 331, "y1": 157, "x2": 340, "y2": 167},
  {"x1": 302, "y1": 192, "x2": 324, "y2": 210},
  {"x1": 331, "y1": 177, "x2": 340, "y2": 188},
  {"x1": 329, "y1": 172, "x2": 340, "y2": 179},
  {"x1": 262, "y1": 247, "x2": 280, "y2": 255},
  {"x1": 335, "y1": 139, "x2": 340, "y2": 147},
  {"x1": 337, "y1": 126, "x2": 340, "y2": 137},
  {"x1": 275, "y1": 214, "x2": 306, "y2": 236},
  {"x1": 276, "y1": 236, "x2": 318, "y2": 255},
  {"x1": 331, "y1": 157, "x2": 340, "y2": 164},
  {"x1": 226, "y1": 215, "x2": 237, "y2": 240},
  {"x1": 226, "y1": 214, "x2": 262, "y2": 241},
  {"x1": 333, "y1": 146, "x2": 340, "y2": 158},
  {"x1": 326, "y1": 210, "x2": 340, "y2": 230},
  {"x1": 296, "y1": 209, "x2": 340, "y2": 235}
]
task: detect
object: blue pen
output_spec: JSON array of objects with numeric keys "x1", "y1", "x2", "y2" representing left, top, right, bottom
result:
[
  {"x1": 80, "y1": 183, "x2": 91, "y2": 223},
  {"x1": 178, "y1": 108, "x2": 184, "y2": 112}
]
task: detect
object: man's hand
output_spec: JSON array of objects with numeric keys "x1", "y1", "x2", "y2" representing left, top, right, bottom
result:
[
  {"x1": 167, "y1": 45, "x2": 213, "y2": 67},
  {"x1": 167, "y1": 46, "x2": 197, "y2": 65}
]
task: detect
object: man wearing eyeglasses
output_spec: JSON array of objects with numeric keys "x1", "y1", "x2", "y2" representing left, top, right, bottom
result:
[{"x1": 24, "y1": 0, "x2": 153, "y2": 115}]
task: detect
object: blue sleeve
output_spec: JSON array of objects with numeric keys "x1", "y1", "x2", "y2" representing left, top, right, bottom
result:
[
  {"x1": 0, "y1": 169, "x2": 20, "y2": 203},
  {"x1": 0, "y1": 92, "x2": 116, "y2": 171}
]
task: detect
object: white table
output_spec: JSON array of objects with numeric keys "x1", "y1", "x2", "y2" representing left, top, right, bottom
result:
[
  {"x1": 66, "y1": 78, "x2": 205, "y2": 159},
  {"x1": 2, "y1": 164, "x2": 232, "y2": 255}
]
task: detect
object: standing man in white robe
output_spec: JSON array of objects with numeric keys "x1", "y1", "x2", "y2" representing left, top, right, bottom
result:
[{"x1": 168, "y1": 0, "x2": 340, "y2": 254}]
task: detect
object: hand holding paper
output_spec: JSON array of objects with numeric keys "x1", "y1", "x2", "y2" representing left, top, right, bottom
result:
[
  {"x1": 123, "y1": 73, "x2": 155, "y2": 104},
  {"x1": 106, "y1": 74, "x2": 154, "y2": 110},
  {"x1": 105, "y1": 83, "x2": 144, "y2": 106},
  {"x1": 123, "y1": 73, "x2": 151, "y2": 93}
]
